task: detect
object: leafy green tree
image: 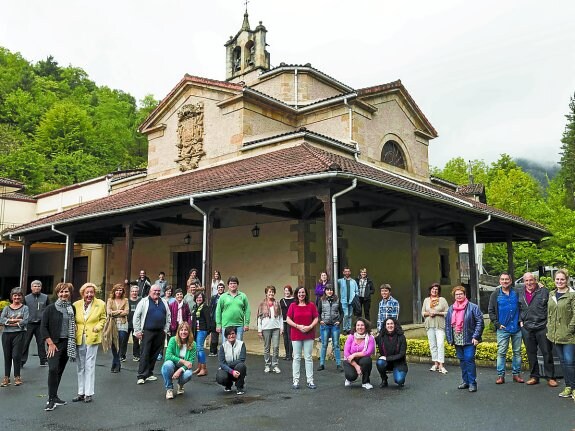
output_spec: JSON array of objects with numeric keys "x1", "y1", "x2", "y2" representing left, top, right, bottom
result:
[
  {"x1": 0, "y1": 145, "x2": 46, "y2": 193},
  {"x1": 560, "y1": 94, "x2": 575, "y2": 208},
  {"x1": 430, "y1": 157, "x2": 488, "y2": 185}
]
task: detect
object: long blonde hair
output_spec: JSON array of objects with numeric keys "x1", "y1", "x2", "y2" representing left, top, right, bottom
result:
[{"x1": 175, "y1": 322, "x2": 195, "y2": 350}]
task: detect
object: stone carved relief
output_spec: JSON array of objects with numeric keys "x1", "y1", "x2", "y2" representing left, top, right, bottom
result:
[{"x1": 176, "y1": 102, "x2": 205, "y2": 171}]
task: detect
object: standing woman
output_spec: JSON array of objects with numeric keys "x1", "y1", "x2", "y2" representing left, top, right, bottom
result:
[
  {"x1": 445, "y1": 285, "x2": 484, "y2": 393},
  {"x1": 280, "y1": 285, "x2": 296, "y2": 361},
  {"x1": 191, "y1": 292, "x2": 210, "y2": 377},
  {"x1": 41, "y1": 282, "x2": 76, "y2": 411},
  {"x1": 343, "y1": 317, "x2": 375, "y2": 389},
  {"x1": 422, "y1": 283, "x2": 449, "y2": 374},
  {"x1": 314, "y1": 272, "x2": 330, "y2": 306},
  {"x1": 257, "y1": 286, "x2": 283, "y2": 374},
  {"x1": 547, "y1": 269, "x2": 575, "y2": 399},
  {"x1": 286, "y1": 286, "x2": 319, "y2": 389},
  {"x1": 0, "y1": 287, "x2": 29, "y2": 387},
  {"x1": 107, "y1": 284, "x2": 128, "y2": 373},
  {"x1": 211, "y1": 270, "x2": 223, "y2": 297},
  {"x1": 169, "y1": 288, "x2": 192, "y2": 338},
  {"x1": 317, "y1": 285, "x2": 343, "y2": 372},
  {"x1": 73, "y1": 282, "x2": 107, "y2": 403}
]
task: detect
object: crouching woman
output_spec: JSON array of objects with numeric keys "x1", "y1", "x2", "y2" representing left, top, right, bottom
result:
[
  {"x1": 375, "y1": 317, "x2": 408, "y2": 388},
  {"x1": 216, "y1": 326, "x2": 247, "y2": 395},
  {"x1": 161, "y1": 322, "x2": 196, "y2": 399}
]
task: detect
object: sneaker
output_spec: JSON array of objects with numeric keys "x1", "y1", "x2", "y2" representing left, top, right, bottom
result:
[
  {"x1": 1, "y1": 376, "x2": 10, "y2": 387},
  {"x1": 236, "y1": 388, "x2": 245, "y2": 395},
  {"x1": 292, "y1": 380, "x2": 300, "y2": 389},
  {"x1": 224, "y1": 387, "x2": 232, "y2": 392},
  {"x1": 45, "y1": 400, "x2": 56, "y2": 411},
  {"x1": 362, "y1": 382, "x2": 373, "y2": 390},
  {"x1": 438, "y1": 367, "x2": 448, "y2": 374},
  {"x1": 177, "y1": 384, "x2": 185, "y2": 395},
  {"x1": 157, "y1": 354, "x2": 163, "y2": 361},
  {"x1": 273, "y1": 366, "x2": 281, "y2": 374},
  {"x1": 208, "y1": 353, "x2": 218, "y2": 357},
  {"x1": 133, "y1": 357, "x2": 140, "y2": 362},
  {"x1": 53, "y1": 397, "x2": 67, "y2": 406},
  {"x1": 317, "y1": 364, "x2": 325, "y2": 371},
  {"x1": 40, "y1": 361, "x2": 48, "y2": 367},
  {"x1": 344, "y1": 379, "x2": 352, "y2": 387},
  {"x1": 120, "y1": 356, "x2": 126, "y2": 362},
  {"x1": 14, "y1": 376, "x2": 22, "y2": 386},
  {"x1": 307, "y1": 382, "x2": 317, "y2": 389},
  {"x1": 559, "y1": 387, "x2": 573, "y2": 398},
  {"x1": 166, "y1": 389, "x2": 174, "y2": 399},
  {"x1": 264, "y1": 366, "x2": 271, "y2": 373},
  {"x1": 429, "y1": 365, "x2": 438, "y2": 372},
  {"x1": 137, "y1": 379, "x2": 145, "y2": 385},
  {"x1": 145, "y1": 375, "x2": 158, "y2": 382}
]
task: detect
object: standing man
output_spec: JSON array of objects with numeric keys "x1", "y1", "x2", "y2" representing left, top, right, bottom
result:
[
  {"x1": 488, "y1": 272, "x2": 524, "y2": 384},
  {"x1": 337, "y1": 267, "x2": 359, "y2": 334},
  {"x1": 127, "y1": 286, "x2": 142, "y2": 362},
  {"x1": 209, "y1": 282, "x2": 226, "y2": 356},
  {"x1": 133, "y1": 285, "x2": 170, "y2": 384},
  {"x1": 126, "y1": 270, "x2": 152, "y2": 298},
  {"x1": 216, "y1": 276, "x2": 251, "y2": 341},
  {"x1": 22, "y1": 280, "x2": 49, "y2": 367},
  {"x1": 356, "y1": 268, "x2": 375, "y2": 321},
  {"x1": 518, "y1": 272, "x2": 557, "y2": 387},
  {"x1": 376, "y1": 284, "x2": 400, "y2": 332},
  {"x1": 154, "y1": 272, "x2": 168, "y2": 297}
]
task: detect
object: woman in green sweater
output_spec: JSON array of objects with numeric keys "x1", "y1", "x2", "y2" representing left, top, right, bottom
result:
[{"x1": 161, "y1": 322, "x2": 196, "y2": 399}]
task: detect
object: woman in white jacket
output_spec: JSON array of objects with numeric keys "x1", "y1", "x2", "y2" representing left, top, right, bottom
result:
[{"x1": 257, "y1": 286, "x2": 283, "y2": 374}]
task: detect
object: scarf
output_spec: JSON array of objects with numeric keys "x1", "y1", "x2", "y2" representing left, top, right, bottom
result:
[
  {"x1": 429, "y1": 297, "x2": 439, "y2": 309},
  {"x1": 353, "y1": 332, "x2": 370, "y2": 353},
  {"x1": 55, "y1": 299, "x2": 76, "y2": 362},
  {"x1": 195, "y1": 303, "x2": 204, "y2": 319},
  {"x1": 451, "y1": 298, "x2": 468, "y2": 333},
  {"x1": 177, "y1": 300, "x2": 184, "y2": 324},
  {"x1": 257, "y1": 298, "x2": 280, "y2": 319}
]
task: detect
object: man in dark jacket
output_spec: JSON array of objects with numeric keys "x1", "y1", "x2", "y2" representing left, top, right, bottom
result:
[
  {"x1": 22, "y1": 280, "x2": 49, "y2": 366},
  {"x1": 517, "y1": 272, "x2": 557, "y2": 387},
  {"x1": 126, "y1": 269, "x2": 152, "y2": 298}
]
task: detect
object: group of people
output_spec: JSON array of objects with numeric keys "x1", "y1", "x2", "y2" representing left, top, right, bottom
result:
[{"x1": 2, "y1": 266, "x2": 573, "y2": 410}]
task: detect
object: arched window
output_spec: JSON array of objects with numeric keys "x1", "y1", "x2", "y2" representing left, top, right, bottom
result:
[
  {"x1": 381, "y1": 140, "x2": 406, "y2": 169},
  {"x1": 232, "y1": 47, "x2": 241, "y2": 71}
]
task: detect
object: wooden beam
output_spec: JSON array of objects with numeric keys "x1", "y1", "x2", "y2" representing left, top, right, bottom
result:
[
  {"x1": 282, "y1": 201, "x2": 302, "y2": 218},
  {"x1": 371, "y1": 209, "x2": 397, "y2": 228},
  {"x1": 409, "y1": 209, "x2": 421, "y2": 323},
  {"x1": 319, "y1": 193, "x2": 334, "y2": 284},
  {"x1": 124, "y1": 223, "x2": 133, "y2": 282},
  {"x1": 153, "y1": 216, "x2": 202, "y2": 227},
  {"x1": 234, "y1": 205, "x2": 296, "y2": 219},
  {"x1": 206, "y1": 211, "x2": 214, "y2": 300},
  {"x1": 507, "y1": 233, "x2": 515, "y2": 280},
  {"x1": 19, "y1": 239, "x2": 31, "y2": 294}
]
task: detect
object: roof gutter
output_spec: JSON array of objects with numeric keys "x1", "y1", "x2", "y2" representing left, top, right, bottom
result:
[
  {"x1": 51, "y1": 225, "x2": 70, "y2": 282},
  {"x1": 189, "y1": 198, "x2": 207, "y2": 288}
]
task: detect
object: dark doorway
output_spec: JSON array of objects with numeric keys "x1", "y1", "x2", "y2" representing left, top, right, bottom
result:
[
  {"x1": 72, "y1": 256, "x2": 88, "y2": 301},
  {"x1": 176, "y1": 251, "x2": 202, "y2": 292}
]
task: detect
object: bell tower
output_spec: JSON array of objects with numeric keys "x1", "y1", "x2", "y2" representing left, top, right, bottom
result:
[{"x1": 225, "y1": 9, "x2": 270, "y2": 81}]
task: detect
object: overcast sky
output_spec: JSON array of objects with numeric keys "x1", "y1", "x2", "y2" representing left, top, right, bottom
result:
[{"x1": 2, "y1": 0, "x2": 574, "y2": 168}]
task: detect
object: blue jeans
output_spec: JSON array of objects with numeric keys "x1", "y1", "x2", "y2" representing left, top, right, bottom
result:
[
  {"x1": 554, "y1": 343, "x2": 575, "y2": 389},
  {"x1": 455, "y1": 344, "x2": 477, "y2": 385},
  {"x1": 112, "y1": 331, "x2": 128, "y2": 368},
  {"x1": 319, "y1": 324, "x2": 341, "y2": 366},
  {"x1": 196, "y1": 330, "x2": 207, "y2": 364},
  {"x1": 161, "y1": 360, "x2": 193, "y2": 390},
  {"x1": 496, "y1": 329, "x2": 522, "y2": 376},
  {"x1": 221, "y1": 326, "x2": 245, "y2": 344},
  {"x1": 376, "y1": 359, "x2": 406, "y2": 386},
  {"x1": 342, "y1": 304, "x2": 352, "y2": 331}
]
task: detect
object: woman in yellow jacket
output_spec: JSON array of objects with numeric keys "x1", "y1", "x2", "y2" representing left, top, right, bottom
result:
[{"x1": 73, "y1": 282, "x2": 107, "y2": 403}]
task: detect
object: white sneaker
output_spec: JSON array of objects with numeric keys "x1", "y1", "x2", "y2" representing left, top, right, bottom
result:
[
  {"x1": 176, "y1": 384, "x2": 185, "y2": 395},
  {"x1": 166, "y1": 389, "x2": 174, "y2": 399},
  {"x1": 136, "y1": 379, "x2": 145, "y2": 385},
  {"x1": 273, "y1": 366, "x2": 281, "y2": 374},
  {"x1": 362, "y1": 383, "x2": 373, "y2": 390},
  {"x1": 345, "y1": 379, "x2": 352, "y2": 387},
  {"x1": 145, "y1": 375, "x2": 157, "y2": 382},
  {"x1": 429, "y1": 365, "x2": 438, "y2": 372},
  {"x1": 264, "y1": 366, "x2": 271, "y2": 373},
  {"x1": 439, "y1": 367, "x2": 448, "y2": 374}
]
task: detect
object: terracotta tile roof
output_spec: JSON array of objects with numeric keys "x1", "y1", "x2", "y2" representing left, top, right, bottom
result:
[
  {"x1": 357, "y1": 80, "x2": 438, "y2": 138},
  {"x1": 261, "y1": 64, "x2": 353, "y2": 92},
  {"x1": 243, "y1": 128, "x2": 356, "y2": 151},
  {"x1": 0, "y1": 177, "x2": 24, "y2": 191},
  {"x1": 7, "y1": 144, "x2": 546, "y2": 236},
  {"x1": 0, "y1": 192, "x2": 36, "y2": 203},
  {"x1": 457, "y1": 183, "x2": 485, "y2": 195}
]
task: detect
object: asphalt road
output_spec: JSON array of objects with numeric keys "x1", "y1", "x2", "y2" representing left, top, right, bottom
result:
[{"x1": 1, "y1": 344, "x2": 574, "y2": 431}]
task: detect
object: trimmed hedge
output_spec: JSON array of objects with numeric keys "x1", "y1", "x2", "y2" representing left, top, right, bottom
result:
[
  {"x1": 338, "y1": 335, "x2": 528, "y2": 363},
  {"x1": 0, "y1": 300, "x2": 9, "y2": 312}
]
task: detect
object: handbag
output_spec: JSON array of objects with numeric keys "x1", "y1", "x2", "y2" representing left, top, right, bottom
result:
[{"x1": 351, "y1": 295, "x2": 362, "y2": 316}]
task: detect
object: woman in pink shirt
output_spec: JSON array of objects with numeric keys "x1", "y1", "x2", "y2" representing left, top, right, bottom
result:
[
  {"x1": 286, "y1": 287, "x2": 319, "y2": 390},
  {"x1": 343, "y1": 317, "x2": 375, "y2": 389}
]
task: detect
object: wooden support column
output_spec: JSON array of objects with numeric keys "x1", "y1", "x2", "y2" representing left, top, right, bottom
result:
[
  {"x1": 64, "y1": 233, "x2": 75, "y2": 283},
  {"x1": 205, "y1": 211, "x2": 214, "y2": 299},
  {"x1": 19, "y1": 238, "x2": 31, "y2": 294},
  {"x1": 319, "y1": 193, "x2": 334, "y2": 286},
  {"x1": 466, "y1": 225, "x2": 479, "y2": 305},
  {"x1": 409, "y1": 209, "x2": 421, "y2": 323},
  {"x1": 506, "y1": 233, "x2": 515, "y2": 281},
  {"x1": 124, "y1": 223, "x2": 134, "y2": 282}
]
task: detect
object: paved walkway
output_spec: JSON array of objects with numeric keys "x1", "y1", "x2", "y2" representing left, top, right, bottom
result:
[{"x1": 1, "y1": 335, "x2": 573, "y2": 431}]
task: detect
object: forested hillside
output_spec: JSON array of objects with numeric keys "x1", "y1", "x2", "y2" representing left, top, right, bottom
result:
[{"x1": 0, "y1": 47, "x2": 158, "y2": 194}]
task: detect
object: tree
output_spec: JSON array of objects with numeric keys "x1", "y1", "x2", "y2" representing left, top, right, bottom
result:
[
  {"x1": 430, "y1": 157, "x2": 488, "y2": 185},
  {"x1": 560, "y1": 93, "x2": 575, "y2": 208}
]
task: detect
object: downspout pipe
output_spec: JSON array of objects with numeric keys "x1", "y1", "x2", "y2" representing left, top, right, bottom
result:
[
  {"x1": 189, "y1": 197, "x2": 207, "y2": 287},
  {"x1": 331, "y1": 179, "x2": 357, "y2": 284},
  {"x1": 343, "y1": 98, "x2": 359, "y2": 161},
  {"x1": 51, "y1": 225, "x2": 70, "y2": 283},
  {"x1": 472, "y1": 215, "x2": 491, "y2": 304}
]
